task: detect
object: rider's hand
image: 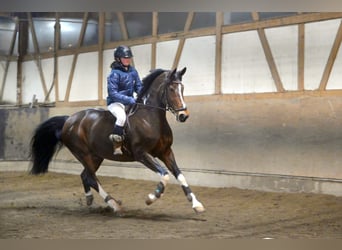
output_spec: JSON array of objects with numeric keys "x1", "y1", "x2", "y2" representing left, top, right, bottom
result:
[{"x1": 128, "y1": 97, "x2": 136, "y2": 105}]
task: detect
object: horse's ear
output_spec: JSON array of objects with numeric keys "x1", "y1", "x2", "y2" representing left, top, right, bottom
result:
[
  {"x1": 169, "y1": 68, "x2": 177, "y2": 78},
  {"x1": 180, "y1": 67, "x2": 187, "y2": 76}
]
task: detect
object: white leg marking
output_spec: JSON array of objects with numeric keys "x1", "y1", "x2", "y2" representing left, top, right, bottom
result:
[
  {"x1": 85, "y1": 191, "x2": 92, "y2": 197},
  {"x1": 161, "y1": 174, "x2": 170, "y2": 186},
  {"x1": 98, "y1": 184, "x2": 108, "y2": 200},
  {"x1": 178, "y1": 174, "x2": 205, "y2": 213},
  {"x1": 177, "y1": 173, "x2": 188, "y2": 186},
  {"x1": 98, "y1": 182, "x2": 121, "y2": 212},
  {"x1": 190, "y1": 193, "x2": 205, "y2": 213}
]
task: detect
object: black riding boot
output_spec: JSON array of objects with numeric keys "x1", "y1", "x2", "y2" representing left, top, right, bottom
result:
[{"x1": 109, "y1": 125, "x2": 124, "y2": 155}]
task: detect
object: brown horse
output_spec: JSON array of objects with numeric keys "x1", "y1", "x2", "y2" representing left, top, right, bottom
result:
[{"x1": 29, "y1": 67, "x2": 205, "y2": 214}]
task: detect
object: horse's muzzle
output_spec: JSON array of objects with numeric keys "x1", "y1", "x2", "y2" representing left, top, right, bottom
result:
[{"x1": 177, "y1": 110, "x2": 189, "y2": 122}]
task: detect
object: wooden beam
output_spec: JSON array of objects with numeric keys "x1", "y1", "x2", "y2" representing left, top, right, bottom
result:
[
  {"x1": 215, "y1": 12, "x2": 223, "y2": 95},
  {"x1": 319, "y1": 19, "x2": 342, "y2": 91},
  {"x1": 27, "y1": 13, "x2": 49, "y2": 97},
  {"x1": 98, "y1": 12, "x2": 105, "y2": 105},
  {"x1": 298, "y1": 23, "x2": 305, "y2": 91},
  {"x1": 151, "y1": 12, "x2": 158, "y2": 70},
  {"x1": 45, "y1": 13, "x2": 60, "y2": 102},
  {"x1": 252, "y1": 12, "x2": 285, "y2": 92},
  {"x1": 14, "y1": 13, "x2": 342, "y2": 64},
  {"x1": 222, "y1": 12, "x2": 342, "y2": 34},
  {"x1": 17, "y1": 14, "x2": 29, "y2": 106},
  {"x1": 173, "y1": 12, "x2": 194, "y2": 69},
  {"x1": 0, "y1": 17, "x2": 18, "y2": 102},
  {"x1": 54, "y1": 13, "x2": 60, "y2": 102},
  {"x1": 116, "y1": 12, "x2": 135, "y2": 66},
  {"x1": 117, "y1": 12, "x2": 129, "y2": 40},
  {"x1": 64, "y1": 12, "x2": 88, "y2": 102}
]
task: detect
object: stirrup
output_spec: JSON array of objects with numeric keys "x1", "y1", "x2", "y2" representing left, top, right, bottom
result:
[
  {"x1": 109, "y1": 134, "x2": 123, "y2": 143},
  {"x1": 109, "y1": 134, "x2": 123, "y2": 155}
]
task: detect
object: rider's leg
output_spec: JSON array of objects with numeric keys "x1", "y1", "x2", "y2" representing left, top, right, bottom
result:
[{"x1": 107, "y1": 103, "x2": 126, "y2": 155}]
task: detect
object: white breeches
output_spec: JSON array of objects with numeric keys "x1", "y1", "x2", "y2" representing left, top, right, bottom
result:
[{"x1": 108, "y1": 102, "x2": 126, "y2": 127}]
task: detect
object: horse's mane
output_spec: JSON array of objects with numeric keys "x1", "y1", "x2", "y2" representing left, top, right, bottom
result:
[{"x1": 136, "y1": 68, "x2": 166, "y2": 102}]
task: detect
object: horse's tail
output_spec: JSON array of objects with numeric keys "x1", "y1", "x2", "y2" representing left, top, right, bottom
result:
[{"x1": 29, "y1": 115, "x2": 69, "y2": 175}]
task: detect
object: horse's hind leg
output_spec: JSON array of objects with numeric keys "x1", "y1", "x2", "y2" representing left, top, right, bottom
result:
[
  {"x1": 160, "y1": 149, "x2": 205, "y2": 213},
  {"x1": 76, "y1": 155, "x2": 122, "y2": 213},
  {"x1": 80, "y1": 167, "x2": 122, "y2": 212},
  {"x1": 81, "y1": 169, "x2": 94, "y2": 206}
]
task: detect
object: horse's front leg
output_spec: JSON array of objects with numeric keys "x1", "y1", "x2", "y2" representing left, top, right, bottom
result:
[
  {"x1": 161, "y1": 149, "x2": 205, "y2": 213},
  {"x1": 135, "y1": 152, "x2": 170, "y2": 205}
]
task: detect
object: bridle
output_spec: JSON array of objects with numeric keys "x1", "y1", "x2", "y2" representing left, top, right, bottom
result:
[{"x1": 136, "y1": 77, "x2": 187, "y2": 114}]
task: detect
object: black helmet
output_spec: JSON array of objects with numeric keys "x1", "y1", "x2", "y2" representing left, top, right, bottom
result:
[{"x1": 114, "y1": 45, "x2": 133, "y2": 59}]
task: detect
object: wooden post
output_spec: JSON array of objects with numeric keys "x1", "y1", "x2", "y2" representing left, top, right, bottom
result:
[{"x1": 17, "y1": 14, "x2": 29, "y2": 106}]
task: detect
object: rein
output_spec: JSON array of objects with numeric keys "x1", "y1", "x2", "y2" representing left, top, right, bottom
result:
[
  {"x1": 134, "y1": 70, "x2": 187, "y2": 114},
  {"x1": 135, "y1": 103, "x2": 186, "y2": 112},
  {"x1": 135, "y1": 102, "x2": 167, "y2": 111}
]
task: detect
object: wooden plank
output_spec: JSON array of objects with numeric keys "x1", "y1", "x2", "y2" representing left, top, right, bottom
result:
[
  {"x1": 54, "y1": 13, "x2": 60, "y2": 102},
  {"x1": 0, "y1": 17, "x2": 18, "y2": 101},
  {"x1": 151, "y1": 12, "x2": 158, "y2": 70},
  {"x1": 55, "y1": 100, "x2": 100, "y2": 108},
  {"x1": 252, "y1": 12, "x2": 285, "y2": 92},
  {"x1": 98, "y1": 12, "x2": 105, "y2": 105},
  {"x1": 222, "y1": 12, "x2": 342, "y2": 34},
  {"x1": 298, "y1": 23, "x2": 305, "y2": 91},
  {"x1": 215, "y1": 12, "x2": 223, "y2": 95},
  {"x1": 117, "y1": 12, "x2": 128, "y2": 40},
  {"x1": 172, "y1": 12, "x2": 194, "y2": 69},
  {"x1": 14, "y1": 13, "x2": 342, "y2": 64},
  {"x1": 27, "y1": 12, "x2": 48, "y2": 96},
  {"x1": 45, "y1": 13, "x2": 60, "y2": 102},
  {"x1": 184, "y1": 89, "x2": 342, "y2": 103},
  {"x1": 17, "y1": 15, "x2": 29, "y2": 106},
  {"x1": 319, "y1": 19, "x2": 342, "y2": 91},
  {"x1": 64, "y1": 12, "x2": 88, "y2": 102}
]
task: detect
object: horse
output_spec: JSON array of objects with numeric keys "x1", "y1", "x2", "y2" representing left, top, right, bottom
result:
[{"x1": 29, "y1": 67, "x2": 205, "y2": 214}]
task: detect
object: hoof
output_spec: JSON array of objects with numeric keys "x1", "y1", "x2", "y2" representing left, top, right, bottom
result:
[
  {"x1": 193, "y1": 206, "x2": 206, "y2": 214},
  {"x1": 145, "y1": 193, "x2": 157, "y2": 206},
  {"x1": 107, "y1": 199, "x2": 123, "y2": 213},
  {"x1": 86, "y1": 195, "x2": 94, "y2": 206}
]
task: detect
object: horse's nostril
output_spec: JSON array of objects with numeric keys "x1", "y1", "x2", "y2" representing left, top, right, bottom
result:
[{"x1": 178, "y1": 114, "x2": 189, "y2": 122}]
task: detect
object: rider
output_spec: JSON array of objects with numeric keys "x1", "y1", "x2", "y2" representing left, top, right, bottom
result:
[{"x1": 107, "y1": 45, "x2": 143, "y2": 155}]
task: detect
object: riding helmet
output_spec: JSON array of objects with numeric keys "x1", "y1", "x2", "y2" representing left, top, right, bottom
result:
[{"x1": 114, "y1": 45, "x2": 133, "y2": 59}]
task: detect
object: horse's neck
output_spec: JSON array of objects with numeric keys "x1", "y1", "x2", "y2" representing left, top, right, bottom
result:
[{"x1": 143, "y1": 78, "x2": 166, "y2": 109}]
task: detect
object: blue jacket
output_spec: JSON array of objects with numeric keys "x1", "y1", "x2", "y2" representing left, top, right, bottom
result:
[{"x1": 106, "y1": 62, "x2": 143, "y2": 106}]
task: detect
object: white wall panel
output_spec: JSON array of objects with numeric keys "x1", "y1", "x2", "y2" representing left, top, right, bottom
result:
[
  {"x1": 58, "y1": 55, "x2": 73, "y2": 101},
  {"x1": 1, "y1": 61, "x2": 17, "y2": 103},
  {"x1": 22, "y1": 61, "x2": 45, "y2": 104},
  {"x1": 222, "y1": 30, "x2": 276, "y2": 94},
  {"x1": 179, "y1": 36, "x2": 216, "y2": 96},
  {"x1": 266, "y1": 25, "x2": 298, "y2": 91},
  {"x1": 156, "y1": 40, "x2": 179, "y2": 70},
  {"x1": 131, "y1": 44, "x2": 152, "y2": 79},
  {"x1": 41, "y1": 58, "x2": 55, "y2": 102},
  {"x1": 305, "y1": 19, "x2": 340, "y2": 90},
  {"x1": 69, "y1": 52, "x2": 98, "y2": 101},
  {"x1": 102, "y1": 49, "x2": 113, "y2": 102}
]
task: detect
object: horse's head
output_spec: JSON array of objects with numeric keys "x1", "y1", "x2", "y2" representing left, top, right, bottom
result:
[{"x1": 165, "y1": 67, "x2": 190, "y2": 122}]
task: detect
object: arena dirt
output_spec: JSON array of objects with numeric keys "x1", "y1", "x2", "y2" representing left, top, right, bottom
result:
[{"x1": 0, "y1": 171, "x2": 341, "y2": 239}]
